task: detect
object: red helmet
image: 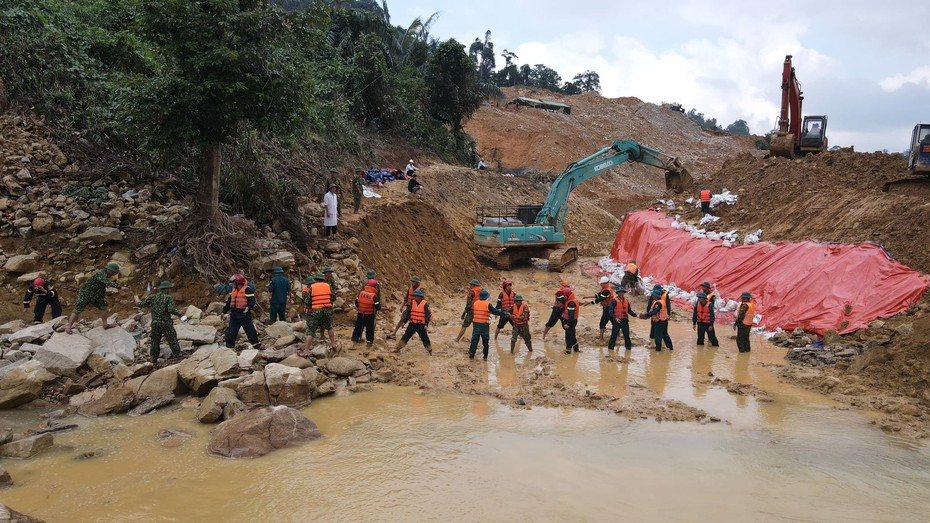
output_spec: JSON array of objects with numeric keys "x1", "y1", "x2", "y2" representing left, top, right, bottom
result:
[
  {"x1": 232, "y1": 273, "x2": 246, "y2": 284},
  {"x1": 32, "y1": 277, "x2": 46, "y2": 288},
  {"x1": 367, "y1": 278, "x2": 378, "y2": 286},
  {"x1": 502, "y1": 279, "x2": 513, "y2": 287}
]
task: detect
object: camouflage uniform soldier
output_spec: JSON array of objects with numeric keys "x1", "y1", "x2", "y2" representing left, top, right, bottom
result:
[
  {"x1": 66, "y1": 262, "x2": 128, "y2": 334},
  {"x1": 137, "y1": 281, "x2": 182, "y2": 362},
  {"x1": 351, "y1": 170, "x2": 364, "y2": 213}
]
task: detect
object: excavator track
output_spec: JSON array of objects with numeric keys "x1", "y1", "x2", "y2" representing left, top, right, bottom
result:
[
  {"x1": 882, "y1": 177, "x2": 930, "y2": 196},
  {"x1": 547, "y1": 247, "x2": 578, "y2": 272}
]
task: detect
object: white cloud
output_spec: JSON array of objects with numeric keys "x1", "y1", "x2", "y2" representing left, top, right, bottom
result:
[{"x1": 879, "y1": 66, "x2": 930, "y2": 92}]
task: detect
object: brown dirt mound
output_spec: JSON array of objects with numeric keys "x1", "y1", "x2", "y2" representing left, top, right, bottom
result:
[{"x1": 699, "y1": 150, "x2": 930, "y2": 273}]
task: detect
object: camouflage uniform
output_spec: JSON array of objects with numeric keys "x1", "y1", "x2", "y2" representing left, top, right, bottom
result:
[
  {"x1": 137, "y1": 291, "x2": 181, "y2": 361},
  {"x1": 304, "y1": 289, "x2": 333, "y2": 334},
  {"x1": 74, "y1": 270, "x2": 120, "y2": 314},
  {"x1": 351, "y1": 174, "x2": 363, "y2": 212}
]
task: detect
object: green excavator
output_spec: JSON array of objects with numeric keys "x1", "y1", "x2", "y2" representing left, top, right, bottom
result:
[{"x1": 473, "y1": 139, "x2": 692, "y2": 271}]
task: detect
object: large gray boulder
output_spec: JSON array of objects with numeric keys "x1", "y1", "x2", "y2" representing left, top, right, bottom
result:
[
  {"x1": 0, "y1": 360, "x2": 56, "y2": 409},
  {"x1": 8, "y1": 323, "x2": 53, "y2": 345},
  {"x1": 174, "y1": 325, "x2": 217, "y2": 345},
  {"x1": 84, "y1": 326, "x2": 136, "y2": 364},
  {"x1": 33, "y1": 333, "x2": 92, "y2": 377},
  {"x1": 0, "y1": 433, "x2": 53, "y2": 459},
  {"x1": 326, "y1": 357, "x2": 366, "y2": 377},
  {"x1": 0, "y1": 320, "x2": 26, "y2": 335},
  {"x1": 264, "y1": 363, "x2": 311, "y2": 407},
  {"x1": 127, "y1": 364, "x2": 187, "y2": 401},
  {"x1": 178, "y1": 346, "x2": 240, "y2": 395},
  {"x1": 77, "y1": 226, "x2": 123, "y2": 243},
  {"x1": 3, "y1": 254, "x2": 39, "y2": 273},
  {"x1": 224, "y1": 371, "x2": 270, "y2": 405},
  {"x1": 265, "y1": 321, "x2": 294, "y2": 338},
  {"x1": 78, "y1": 384, "x2": 136, "y2": 416},
  {"x1": 207, "y1": 406, "x2": 321, "y2": 459},
  {"x1": 196, "y1": 386, "x2": 244, "y2": 423}
]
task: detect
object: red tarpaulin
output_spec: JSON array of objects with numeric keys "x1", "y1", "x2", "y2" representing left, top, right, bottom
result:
[{"x1": 609, "y1": 210, "x2": 930, "y2": 335}]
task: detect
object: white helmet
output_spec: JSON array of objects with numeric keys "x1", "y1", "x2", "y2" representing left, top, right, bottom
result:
[{"x1": 598, "y1": 276, "x2": 610, "y2": 284}]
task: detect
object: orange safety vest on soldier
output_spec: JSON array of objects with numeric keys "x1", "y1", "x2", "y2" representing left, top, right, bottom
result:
[
  {"x1": 651, "y1": 299, "x2": 669, "y2": 322},
  {"x1": 405, "y1": 285, "x2": 419, "y2": 307},
  {"x1": 625, "y1": 263, "x2": 638, "y2": 275},
  {"x1": 356, "y1": 285, "x2": 378, "y2": 315},
  {"x1": 472, "y1": 299, "x2": 491, "y2": 324},
  {"x1": 500, "y1": 290, "x2": 515, "y2": 311},
  {"x1": 229, "y1": 285, "x2": 249, "y2": 310},
  {"x1": 599, "y1": 284, "x2": 614, "y2": 307},
  {"x1": 512, "y1": 302, "x2": 529, "y2": 325},
  {"x1": 561, "y1": 292, "x2": 579, "y2": 320},
  {"x1": 309, "y1": 282, "x2": 332, "y2": 310},
  {"x1": 742, "y1": 302, "x2": 755, "y2": 326},
  {"x1": 613, "y1": 296, "x2": 629, "y2": 320},
  {"x1": 696, "y1": 302, "x2": 712, "y2": 323},
  {"x1": 410, "y1": 300, "x2": 428, "y2": 324},
  {"x1": 700, "y1": 189, "x2": 711, "y2": 203}
]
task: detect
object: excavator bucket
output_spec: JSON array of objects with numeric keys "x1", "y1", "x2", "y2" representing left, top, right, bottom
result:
[
  {"x1": 665, "y1": 167, "x2": 693, "y2": 193},
  {"x1": 770, "y1": 133, "x2": 796, "y2": 159}
]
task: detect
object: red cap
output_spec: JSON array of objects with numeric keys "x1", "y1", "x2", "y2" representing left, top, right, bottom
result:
[
  {"x1": 233, "y1": 273, "x2": 246, "y2": 284},
  {"x1": 32, "y1": 277, "x2": 46, "y2": 288}
]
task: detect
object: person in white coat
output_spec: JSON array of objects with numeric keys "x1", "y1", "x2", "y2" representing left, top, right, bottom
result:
[
  {"x1": 405, "y1": 159, "x2": 417, "y2": 177},
  {"x1": 323, "y1": 183, "x2": 339, "y2": 237}
]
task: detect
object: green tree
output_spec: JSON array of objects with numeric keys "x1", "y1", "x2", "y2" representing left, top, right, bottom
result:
[
  {"x1": 561, "y1": 81, "x2": 582, "y2": 95},
  {"x1": 468, "y1": 30, "x2": 496, "y2": 83},
  {"x1": 127, "y1": 0, "x2": 313, "y2": 222},
  {"x1": 425, "y1": 38, "x2": 481, "y2": 132},
  {"x1": 353, "y1": 32, "x2": 394, "y2": 125},
  {"x1": 725, "y1": 119, "x2": 750, "y2": 136},
  {"x1": 572, "y1": 70, "x2": 600, "y2": 93},
  {"x1": 527, "y1": 64, "x2": 562, "y2": 92}
]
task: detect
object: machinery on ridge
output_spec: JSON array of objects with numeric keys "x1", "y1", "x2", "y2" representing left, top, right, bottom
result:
[
  {"x1": 883, "y1": 122, "x2": 930, "y2": 193},
  {"x1": 473, "y1": 140, "x2": 692, "y2": 271},
  {"x1": 770, "y1": 55, "x2": 828, "y2": 159}
]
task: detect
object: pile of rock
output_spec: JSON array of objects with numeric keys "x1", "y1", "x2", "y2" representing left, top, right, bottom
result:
[
  {"x1": 769, "y1": 328, "x2": 818, "y2": 348},
  {"x1": 783, "y1": 319, "x2": 912, "y2": 368},
  {"x1": 785, "y1": 344, "x2": 867, "y2": 367}
]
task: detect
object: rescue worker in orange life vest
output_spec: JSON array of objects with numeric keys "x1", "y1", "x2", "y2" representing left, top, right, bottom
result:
[
  {"x1": 222, "y1": 273, "x2": 260, "y2": 349},
  {"x1": 508, "y1": 294, "x2": 533, "y2": 355},
  {"x1": 560, "y1": 285, "x2": 582, "y2": 354},
  {"x1": 591, "y1": 276, "x2": 614, "y2": 341},
  {"x1": 646, "y1": 284, "x2": 671, "y2": 342},
  {"x1": 542, "y1": 280, "x2": 571, "y2": 341},
  {"x1": 352, "y1": 278, "x2": 381, "y2": 346},
  {"x1": 734, "y1": 291, "x2": 754, "y2": 353},
  {"x1": 395, "y1": 289, "x2": 432, "y2": 354},
  {"x1": 494, "y1": 279, "x2": 516, "y2": 340},
  {"x1": 389, "y1": 275, "x2": 421, "y2": 339},
  {"x1": 700, "y1": 281, "x2": 717, "y2": 308},
  {"x1": 699, "y1": 185, "x2": 712, "y2": 215},
  {"x1": 692, "y1": 292, "x2": 719, "y2": 347},
  {"x1": 455, "y1": 278, "x2": 482, "y2": 343},
  {"x1": 303, "y1": 273, "x2": 336, "y2": 353},
  {"x1": 606, "y1": 286, "x2": 638, "y2": 351},
  {"x1": 469, "y1": 289, "x2": 506, "y2": 360},
  {"x1": 620, "y1": 260, "x2": 639, "y2": 292},
  {"x1": 643, "y1": 287, "x2": 673, "y2": 351}
]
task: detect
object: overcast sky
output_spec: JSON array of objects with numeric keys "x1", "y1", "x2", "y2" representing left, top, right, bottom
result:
[{"x1": 391, "y1": 0, "x2": 929, "y2": 152}]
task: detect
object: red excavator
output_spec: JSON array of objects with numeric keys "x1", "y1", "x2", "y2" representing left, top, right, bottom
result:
[{"x1": 770, "y1": 55, "x2": 828, "y2": 158}]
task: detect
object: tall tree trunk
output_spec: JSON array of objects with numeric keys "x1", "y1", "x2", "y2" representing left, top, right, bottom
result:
[{"x1": 197, "y1": 144, "x2": 221, "y2": 222}]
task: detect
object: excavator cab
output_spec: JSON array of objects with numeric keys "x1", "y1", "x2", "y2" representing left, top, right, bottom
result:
[
  {"x1": 907, "y1": 123, "x2": 930, "y2": 175},
  {"x1": 799, "y1": 116, "x2": 828, "y2": 152}
]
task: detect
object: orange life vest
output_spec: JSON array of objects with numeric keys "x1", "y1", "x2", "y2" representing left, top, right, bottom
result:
[
  {"x1": 500, "y1": 289, "x2": 515, "y2": 311},
  {"x1": 512, "y1": 302, "x2": 529, "y2": 325},
  {"x1": 229, "y1": 285, "x2": 249, "y2": 310},
  {"x1": 561, "y1": 293, "x2": 579, "y2": 320},
  {"x1": 409, "y1": 299, "x2": 428, "y2": 324},
  {"x1": 309, "y1": 281, "x2": 332, "y2": 310},
  {"x1": 706, "y1": 292, "x2": 716, "y2": 304},
  {"x1": 651, "y1": 299, "x2": 669, "y2": 322},
  {"x1": 700, "y1": 189, "x2": 711, "y2": 203},
  {"x1": 405, "y1": 285, "x2": 419, "y2": 306},
  {"x1": 742, "y1": 302, "x2": 755, "y2": 326},
  {"x1": 613, "y1": 296, "x2": 629, "y2": 320},
  {"x1": 625, "y1": 263, "x2": 637, "y2": 275},
  {"x1": 599, "y1": 284, "x2": 613, "y2": 307},
  {"x1": 469, "y1": 286, "x2": 481, "y2": 301},
  {"x1": 472, "y1": 299, "x2": 491, "y2": 324},
  {"x1": 356, "y1": 285, "x2": 377, "y2": 315},
  {"x1": 696, "y1": 302, "x2": 712, "y2": 323}
]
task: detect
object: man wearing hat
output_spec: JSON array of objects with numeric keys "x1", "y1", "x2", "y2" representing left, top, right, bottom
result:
[
  {"x1": 137, "y1": 281, "x2": 182, "y2": 363},
  {"x1": 408, "y1": 172, "x2": 423, "y2": 194},
  {"x1": 405, "y1": 159, "x2": 417, "y2": 177},
  {"x1": 223, "y1": 273, "x2": 260, "y2": 349},
  {"x1": 23, "y1": 277, "x2": 62, "y2": 324},
  {"x1": 302, "y1": 273, "x2": 336, "y2": 353},
  {"x1": 364, "y1": 268, "x2": 382, "y2": 304},
  {"x1": 468, "y1": 289, "x2": 506, "y2": 360},
  {"x1": 542, "y1": 280, "x2": 571, "y2": 341},
  {"x1": 390, "y1": 275, "x2": 422, "y2": 339},
  {"x1": 592, "y1": 276, "x2": 614, "y2": 341},
  {"x1": 692, "y1": 292, "x2": 719, "y2": 347},
  {"x1": 396, "y1": 289, "x2": 432, "y2": 354},
  {"x1": 607, "y1": 286, "x2": 638, "y2": 351},
  {"x1": 700, "y1": 281, "x2": 717, "y2": 308},
  {"x1": 455, "y1": 279, "x2": 483, "y2": 343},
  {"x1": 66, "y1": 262, "x2": 128, "y2": 334},
  {"x1": 508, "y1": 294, "x2": 533, "y2": 355},
  {"x1": 645, "y1": 284, "x2": 671, "y2": 341},
  {"x1": 267, "y1": 266, "x2": 291, "y2": 323},
  {"x1": 643, "y1": 286, "x2": 674, "y2": 351},
  {"x1": 323, "y1": 180, "x2": 339, "y2": 237},
  {"x1": 734, "y1": 292, "x2": 755, "y2": 353},
  {"x1": 353, "y1": 278, "x2": 381, "y2": 346},
  {"x1": 494, "y1": 279, "x2": 517, "y2": 341}
]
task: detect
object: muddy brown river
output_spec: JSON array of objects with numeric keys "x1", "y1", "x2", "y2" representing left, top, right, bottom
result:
[{"x1": 4, "y1": 336, "x2": 930, "y2": 521}]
